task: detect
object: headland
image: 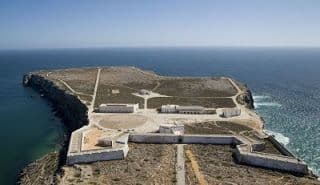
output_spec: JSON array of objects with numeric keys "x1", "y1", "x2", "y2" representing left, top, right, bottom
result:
[{"x1": 19, "y1": 66, "x2": 319, "y2": 185}]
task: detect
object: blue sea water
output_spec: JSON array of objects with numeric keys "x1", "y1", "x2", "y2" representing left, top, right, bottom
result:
[{"x1": 0, "y1": 47, "x2": 320, "y2": 184}]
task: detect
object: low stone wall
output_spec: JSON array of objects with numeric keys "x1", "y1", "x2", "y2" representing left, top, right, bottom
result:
[
  {"x1": 235, "y1": 145, "x2": 308, "y2": 174},
  {"x1": 267, "y1": 135, "x2": 294, "y2": 157},
  {"x1": 129, "y1": 133, "x2": 235, "y2": 144},
  {"x1": 129, "y1": 133, "x2": 181, "y2": 143},
  {"x1": 68, "y1": 126, "x2": 91, "y2": 154},
  {"x1": 183, "y1": 135, "x2": 235, "y2": 144},
  {"x1": 130, "y1": 133, "x2": 309, "y2": 175},
  {"x1": 66, "y1": 145, "x2": 129, "y2": 165}
]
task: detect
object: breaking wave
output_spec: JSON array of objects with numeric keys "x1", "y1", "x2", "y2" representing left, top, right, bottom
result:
[
  {"x1": 253, "y1": 95, "x2": 270, "y2": 100},
  {"x1": 254, "y1": 102, "x2": 282, "y2": 108},
  {"x1": 253, "y1": 95, "x2": 282, "y2": 108},
  {"x1": 264, "y1": 130, "x2": 290, "y2": 146}
]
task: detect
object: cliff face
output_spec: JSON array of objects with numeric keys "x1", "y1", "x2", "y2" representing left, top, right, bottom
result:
[
  {"x1": 19, "y1": 73, "x2": 89, "y2": 185},
  {"x1": 234, "y1": 83, "x2": 254, "y2": 109},
  {"x1": 238, "y1": 89, "x2": 255, "y2": 109},
  {"x1": 23, "y1": 73, "x2": 88, "y2": 131}
]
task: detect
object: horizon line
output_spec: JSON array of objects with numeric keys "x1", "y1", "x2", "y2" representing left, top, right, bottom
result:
[{"x1": 1, "y1": 45, "x2": 320, "y2": 51}]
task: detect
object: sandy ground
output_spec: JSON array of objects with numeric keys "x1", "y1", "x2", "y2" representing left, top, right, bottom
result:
[
  {"x1": 98, "y1": 114, "x2": 148, "y2": 130},
  {"x1": 81, "y1": 127, "x2": 120, "y2": 151}
]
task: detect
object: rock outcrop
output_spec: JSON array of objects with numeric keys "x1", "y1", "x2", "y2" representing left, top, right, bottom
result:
[{"x1": 237, "y1": 89, "x2": 255, "y2": 109}]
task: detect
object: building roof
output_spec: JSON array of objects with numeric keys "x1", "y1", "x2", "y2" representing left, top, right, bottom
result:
[
  {"x1": 176, "y1": 106, "x2": 204, "y2": 111},
  {"x1": 161, "y1": 104, "x2": 178, "y2": 108},
  {"x1": 100, "y1": 103, "x2": 138, "y2": 107}
]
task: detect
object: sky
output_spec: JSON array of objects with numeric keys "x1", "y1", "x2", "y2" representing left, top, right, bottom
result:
[{"x1": 0, "y1": 0, "x2": 320, "y2": 49}]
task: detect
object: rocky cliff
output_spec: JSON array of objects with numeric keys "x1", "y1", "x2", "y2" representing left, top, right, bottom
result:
[
  {"x1": 19, "y1": 73, "x2": 89, "y2": 185},
  {"x1": 23, "y1": 73, "x2": 88, "y2": 131},
  {"x1": 237, "y1": 89, "x2": 255, "y2": 109}
]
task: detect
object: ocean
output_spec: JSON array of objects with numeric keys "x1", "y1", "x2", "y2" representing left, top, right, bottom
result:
[{"x1": 0, "y1": 47, "x2": 319, "y2": 184}]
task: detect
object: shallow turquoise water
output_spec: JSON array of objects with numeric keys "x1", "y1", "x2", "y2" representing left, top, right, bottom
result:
[{"x1": 0, "y1": 47, "x2": 319, "y2": 184}]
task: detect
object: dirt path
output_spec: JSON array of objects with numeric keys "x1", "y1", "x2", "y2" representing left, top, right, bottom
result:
[
  {"x1": 185, "y1": 149, "x2": 208, "y2": 185},
  {"x1": 226, "y1": 77, "x2": 264, "y2": 131},
  {"x1": 89, "y1": 68, "x2": 101, "y2": 119},
  {"x1": 225, "y1": 77, "x2": 242, "y2": 107},
  {"x1": 152, "y1": 81, "x2": 161, "y2": 91},
  {"x1": 46, "y1": 71, "x2": 93, "y2": 96}
]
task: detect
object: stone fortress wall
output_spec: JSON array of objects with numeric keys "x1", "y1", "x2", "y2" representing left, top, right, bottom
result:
[
  {"x1": 128, "y1": 132, "x2": 308, "y2": 174},
  {"x1": 67, "y1": 145, "x2": 128, "y2": 165},
  {"x1": 66, "y1": 128, "x2": 308, "y2": 175}
]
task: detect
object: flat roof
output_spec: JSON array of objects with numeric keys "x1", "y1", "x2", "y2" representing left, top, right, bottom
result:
[
  {"x1": 100, "y1": 103, "x2": 137, "y2": 107},
  {"x1": 176, "y1": 106, "x2": 204, "y2": 111}
]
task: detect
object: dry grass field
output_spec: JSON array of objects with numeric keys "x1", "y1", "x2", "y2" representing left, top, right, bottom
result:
[
  {"x1": 147, "y1": 97, "x2": 235, "y2": 109},
  {"x1": 154, "y1": 78, "x2": 237, "y2": 97},
  {"x1": 47, "y1": 68, "x2": 98, "y2": 95},
  {"x1": 94, "y1": 84, "x2": 144, "y2": 108},
  {"x1": 39, "y1": 67, "x2": 241, "y2": 109},
  {"x1": 60, "y1": 144, "x2": 177, "y2": 185}
]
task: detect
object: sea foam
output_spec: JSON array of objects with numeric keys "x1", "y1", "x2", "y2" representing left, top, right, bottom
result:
[
  {"x1": 253, "y1": 95, "x2": 282, "y2": 108},
  {"x1": 254, "y1": 102, "x2": 282, "y2": 108},
  {"x1": 264, "y1": 130, "x2": 290, "y2": 146},
  {"x1": 253, "y1": 95, "x2": 270, "y2": 100}
]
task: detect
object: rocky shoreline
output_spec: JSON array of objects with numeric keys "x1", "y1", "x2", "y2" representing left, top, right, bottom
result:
[{"x1": 18, "y1": 73, "x2": 89, "y2": 185}]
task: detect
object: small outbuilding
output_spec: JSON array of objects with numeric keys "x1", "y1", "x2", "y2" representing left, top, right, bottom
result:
[
  {"x1": 97, "y1": 137, "x2": 114, "y2": 147},
  {"x1": 217, "y1": 107, "x2": 241, "y2": 118},
  {"x1": 159, "y1": 123, "x2": 184, "y2": 135}
]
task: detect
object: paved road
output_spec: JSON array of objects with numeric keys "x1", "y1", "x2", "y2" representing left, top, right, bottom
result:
[{"x1": 176, "y1": 144, "x2": 186, "y2": 185}]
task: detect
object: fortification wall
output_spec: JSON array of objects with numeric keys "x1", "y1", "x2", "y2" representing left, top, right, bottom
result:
[
  {"x1": 267, "y1": 135, "x2": 294, "y2": 157},
  {"x1": 129, "y1": 133, "x2": 235, "y2": 144},
  {"x1": 235, "y1": 145, "x2": 308, "y2": 174},
  {"x1": 130, "y1": 133, "x2": 309, "y2": 175},
  {"x1": 66, "y1": 146, "x2": 129, "y2": 165}
]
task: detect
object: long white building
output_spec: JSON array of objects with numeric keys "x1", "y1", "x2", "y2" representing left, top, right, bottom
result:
[
  {"x1": 98, "y1": 103, "x2": 139, "y2": 113},
  {"x1": 160, "y1": 104, "x2": 205, "y2": 114}
]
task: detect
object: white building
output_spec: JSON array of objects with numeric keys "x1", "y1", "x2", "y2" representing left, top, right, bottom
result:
[
  {"x1": 160, "y1": 104, "x2": 179, "y2": 113},
  {"x1": 98, "y1": 103, "x2": 139, "y2": 113},
  {"x1": 97, "y1": 137, "x2": 114, "y2": 147},
  {"x1": 176, "y1": 106, "x2": 205, "y2": 114},
  {"x1": 159, "y1": 123, "x2": 184, "y2": 135},
  {"x1": 160, "y1": 104, "x2": 205, "y2": 114},
  {"x1": 217, "y1": 108, "x2": 241, "y2": 118}
]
